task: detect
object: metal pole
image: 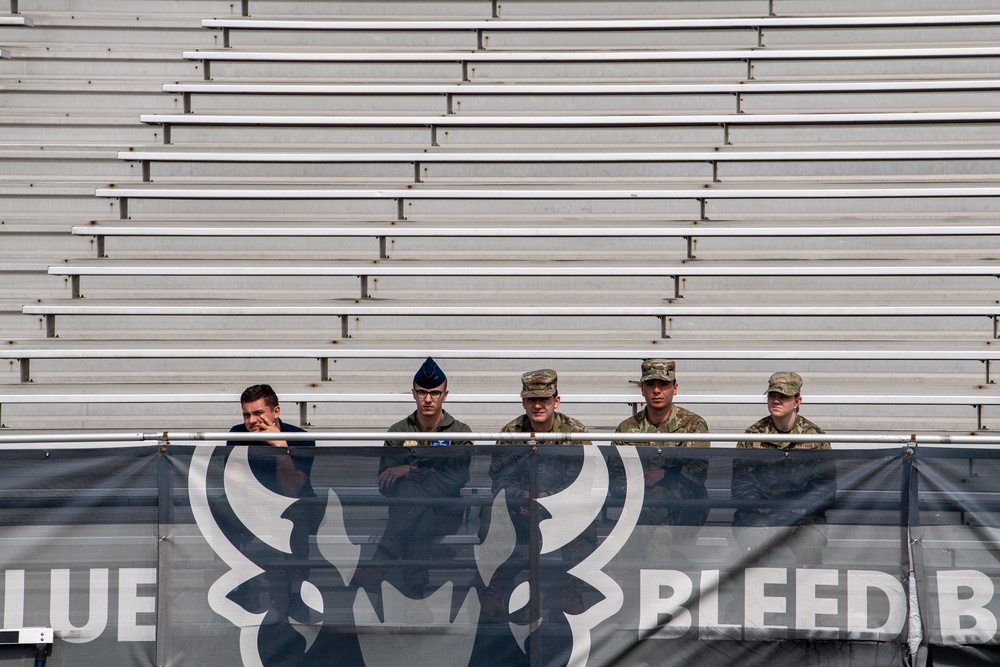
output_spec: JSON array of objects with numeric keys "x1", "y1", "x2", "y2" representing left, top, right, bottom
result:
[
  {"x1": 4, "y1": 430, "x2": 1000, "y2": 447},
  {"x1": 527, "y1": 445, "x2": 540, "y2": 667}
]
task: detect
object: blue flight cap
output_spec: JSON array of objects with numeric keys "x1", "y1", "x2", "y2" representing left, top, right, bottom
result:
[{"x1": 413, "y1": 356, "x2": 447, "y2": 388}]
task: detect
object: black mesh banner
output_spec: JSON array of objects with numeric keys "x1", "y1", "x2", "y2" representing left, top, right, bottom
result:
[
  {"x1": 8, "y1": 443, "x2": 1000, "y2": 666},
  {"x1": 0, "y1": 446, "x2": 160, "y2": 667}
]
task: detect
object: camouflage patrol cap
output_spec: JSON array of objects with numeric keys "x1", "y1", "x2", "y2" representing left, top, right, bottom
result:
[
  {"x1": 520, "y1": 369, "x2": 558, "y2": 398},
  {"x1": 640, "y1": 359, "x2": 675, "y2": 383},
  {"x1": 767, "y1": 371, "x2": 803, "y2": 396}
]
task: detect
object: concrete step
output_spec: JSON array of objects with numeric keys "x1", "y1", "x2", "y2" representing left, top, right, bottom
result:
[
  {"x1": 9, "y1": 319, "x2": 989, "y2": 345},
  {"x1": 21, "y1": 293, "x2": 1000, "y2": 342},
  {"x1": 118, "y1": 155, "x2": 1000, "y2": 185},
  {"x1": 44, "y1": 257, "x2": 1000, "y2": 299},
  {"x1": 0, "y1": 274, "x2": 71, "y2": 294},
  {"x1": 0, "y1": 306, "x2": 44, "y2": 338},
  {"x1": 145, "y1": 119, "x2": 1000, "y2": 150},
  {"x1": 231, "y1": 1, "x2": 491, "y2": 19},
  {"x1": 3, "y1": 49, "x2": 201, "y2": 78},
  {"x1": 14, "y1": 1, "x2": 234, "y2": 15},
  {"x1": 3, "y1": 354, "x2": 992, "y2": 394},
  {"x1": 0, "y1": 116, "x2": 162, "y2": 144},
  {"x1": 0, "y1": 20, "x2": 217, "y2": 49},
  {"x1": 208, "y1": 21, "x2": 1000, "y2": 52},
  {"x1": 0, "y1": 379, "x2": 995, "y2": 434},
  {"x1": 63, "y1": 215, "x2": 1000, "y2": 263},
  {"x1": 0, "y1": 185, "x2": 127, "y2": 216},
  {"x1": 0, "y1": 148, "x2": 138, "y2": 180},
  {"x1": 499, "y1": 0, "x2": 999, "y2": 19},
  {"x1": 98, "y1": 186, "x2": 1000, "y2": 222},
  {"x1": 0, "y1": 227, "x2": 92, "y2": 256},
  {"x1": 44, "y1": 278, "x2": 1000, "y2": 304},
  {"x1": 0, "y1": 83, "x2": 183, "y2": 113},
  {"x1": 197, "y1": 55, "x2": 1000, "y2": 84},
  {"x1": 172, "y1": 87, "x2": 1000, "y2": 117}
]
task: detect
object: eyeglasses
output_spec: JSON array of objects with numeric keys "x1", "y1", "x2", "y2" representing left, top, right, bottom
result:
[{"x1": 413, "y1": 389, "x2": 446, "y2": 399}]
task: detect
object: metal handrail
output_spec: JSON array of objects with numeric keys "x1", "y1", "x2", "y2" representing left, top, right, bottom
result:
[{"x1": 0, "y1": 430, "x2": 996, "y2": 448}]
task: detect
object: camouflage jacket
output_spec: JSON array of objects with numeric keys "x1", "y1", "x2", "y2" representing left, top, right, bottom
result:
[
  {"x1": 732, "y1": 414, "x2": 836, "y2": 519},
  {"x1": 490, "y1": 412, "x2": 590, "y2": 499},
  {"x1": 609, "y1": 405, "x2": 709, "y2": 498}
]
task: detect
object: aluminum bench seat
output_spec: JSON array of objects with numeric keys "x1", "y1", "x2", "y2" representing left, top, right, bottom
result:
[
  {"x1": 115, "y1": 148, "x2": 1000, "y2": 188},
  {"x1": 94, "y1": 183, "x2": 1000, "y2": 221},
  {"x1": 68, "y1": 221, "x2": 1000, "y2": 261},
  {"x1": 160, "y1": 79, "x2": 1000, "y2": 118},
  {"x1": 180, "y1": 45, "x2": 1000, "y2": 81},
  {"x1": 46, "y1": 260, "x2": 1000, "y2": 300},
  {"x1": 137, "y1": 110, "x2": 1000, "y2": 146},
  {"x1": 22, "y1": 300, "x2": 1000, "y2": 340},
  {"x1": 200, "y1": 15, "x2": 1000, "y2": 49},
  {"x1": 181, "y1": 51, "x2": 1000, "y2": 85},
  {"x1": 5, "y1": 342, "x2": 1000, "y2": 384},
  {"x1": 2, "y1": 386, "x2": 998, "y2": 430}
]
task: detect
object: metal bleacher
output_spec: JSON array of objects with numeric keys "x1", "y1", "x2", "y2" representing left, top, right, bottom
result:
[
  {"x1": 2, "y1": 0, "x2": 1000, "y2": 435},
  {"x1": 0, "y1": 1, "x2": 29, "y2": 62}
]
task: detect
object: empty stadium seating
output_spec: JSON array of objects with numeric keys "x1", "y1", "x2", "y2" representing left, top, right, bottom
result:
[{"x1": 2, "y1": 0, "x2": 1000, "y2": 435}]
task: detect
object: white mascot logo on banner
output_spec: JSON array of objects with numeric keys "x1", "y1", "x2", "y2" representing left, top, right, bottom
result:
[{"x1": 189, "y1": 445, "x2": 645, "y2": 667}]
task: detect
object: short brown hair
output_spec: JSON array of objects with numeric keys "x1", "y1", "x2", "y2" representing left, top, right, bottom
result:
[{"x1": 240, "y1": 384, "x2": 279, "y2": 409}]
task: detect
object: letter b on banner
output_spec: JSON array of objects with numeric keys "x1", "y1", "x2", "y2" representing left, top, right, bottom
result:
[
  {"x1": 639, "y1": 570, "x2": 693, "y2": 639},
  {"x1": 937, "y1": 570, "x2": 998, "y2": 644}
]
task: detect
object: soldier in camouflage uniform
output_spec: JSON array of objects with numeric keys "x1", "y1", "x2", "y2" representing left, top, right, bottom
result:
[
  {"x1": 731, "y1": 372, "x2": 836, "y2": 565},
  {"x1": 609, "y1": 359, "x2": 710, "y2": 562},
  {"x1": 483, "y1": 369, "x2": 593, "y2": 624},
  {"x1": 491, "y1": 369, "x2": 591, "y2": 516}
]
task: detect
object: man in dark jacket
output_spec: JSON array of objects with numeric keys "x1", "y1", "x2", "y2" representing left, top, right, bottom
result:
[{"x1": 222, "y1": 384, "x2": 321, "y2": 630}]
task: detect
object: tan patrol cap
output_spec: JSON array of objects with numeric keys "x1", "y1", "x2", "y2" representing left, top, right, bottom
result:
[
  {"x1": 640, "y1": 359, "x2": 675, "y2": 383},
  {"x1": 767, "y1": 371, "x2": 803, "y2": 396},
  {"x1": 520, "y1": 369, "x2": 558, "y2": 398}
]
